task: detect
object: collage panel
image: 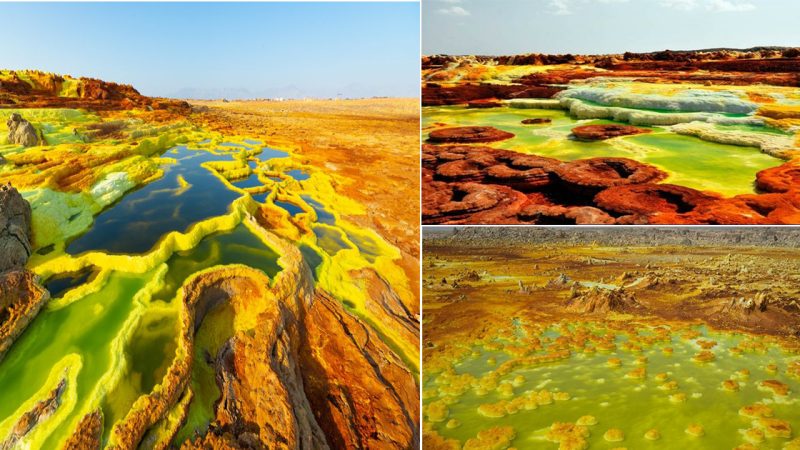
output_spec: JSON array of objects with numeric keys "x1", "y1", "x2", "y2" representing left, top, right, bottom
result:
[
  {"x1": 0, "y1": 2, "x2": 420, "y2": 449},
  {"x1": 422, "y1": 0, "x2": 800, "y2": 225},
  {"x1": 422, "y1": 226, "x2": 800, "y2": 449}
]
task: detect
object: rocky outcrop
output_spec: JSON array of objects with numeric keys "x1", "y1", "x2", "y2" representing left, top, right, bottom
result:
[
  {"x1": 553, "y1": 158, "x2": 668, "y2": 196},
  {"x1": 0, "y1": 70, "x2": 190, "y2": 112},
  {"x1": 721, "y1": 293, "x2": 770, "y2": 315},
  {"x1": 0, "y1": 184, "x2": 48, "y2": 364},
  {"x1": 565, "y1": 287, "x2": 643, "y2": 314},
  {"x1": 756, "y1": 162, "x2": 800, "y2": 193},
  {"x1": 5, "y1": 113, "x2": 39, "y2": 147},
  {"x1": 467, "y1": 99, "x2": 502, "y2": 108},
  {"x1": 422, "y1": 83, "x2": 561, "y2": 107},
  {"x1": 571, "y1": 124, "x2": 651, "y2": 141},
  {"x1": 62, "y1": 410, "x2": 103, "y2": 450},
  {"x1": 427, "y1": 126, "x2": 515, "y2": 144},
  {"x1": 300, "y1": 291, "x2": 419, "y2": 449},
  {"x1": 423, "y1": 178, "x2": 528, "y2": 224},
  {"x1": 423, "y1": 144, "x2": 558, "y2": 190},
  {"x1": 0, "y1": 183, "x2": 33, "y2": 272},
  {"x1": 421, "y1": 142, "x2": 800, "y2": 225},
  {"x1": 594, "y1": 183, "x2": 717, "y2": 219},
  {"x1": 0, "y1": 378, "x2": 65, "y2": 450},
  {"x1": 517, "y1": 204, "x2": 615, "y2": 225}
]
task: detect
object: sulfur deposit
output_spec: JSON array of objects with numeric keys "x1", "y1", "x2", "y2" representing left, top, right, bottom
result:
[{"x1": 0, "y1": 73, "x2": 420, "y2": 448}]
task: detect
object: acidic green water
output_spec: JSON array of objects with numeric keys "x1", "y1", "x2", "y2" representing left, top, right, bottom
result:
[
  {"x1": 425, "y1": 322, "x2": 800, "y2": 449},
  {"x1": 423, "y1": 106, "x2": 782, "y2": 196}
]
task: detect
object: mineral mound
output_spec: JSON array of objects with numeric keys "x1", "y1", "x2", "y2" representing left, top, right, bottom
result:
[
  {"x1": 571, "y1": 124, "x2": 651, "y2": 141},
  {"x1": 427, "y1": 126, "x2": 515, "y2": 144}
]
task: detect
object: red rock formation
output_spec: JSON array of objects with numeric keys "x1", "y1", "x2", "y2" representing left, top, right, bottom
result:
[
  {"x1": 423, "y1": 144, "x2": 558, "y2": 191},
  {"x1": 594, "y1": 184, "x2": 716, "y2": 220},
  {"x1": 300, "y1": 291, "x2": 419, "y2": 449},
  {"x1": 571, "y1": 124, "x2": 651, "y2": 141},
  {"x1": 422, "y1": 83, "x2": 562, "y2": 106},
  {"x1": 756, "y1": 162, "x2": 800, "y2": 193},
  {"x1": 467, "y1": 99, "x2": 502, "y2": 108},
  {"x1": 517, "y1": 204, "x2": 616, "y2": 224},
  {"x1": 427, "y1": 126, "x2": 515, "y2": 144},
  {"x1": 423, "y1": 177, "x2": 528, "y2": 224},
  {"x1": 553, "y1": 158, "x2": 667, "y2": 195},
  {"x1": 0, "y1": 70, "x2": 190, "y2": 112}
]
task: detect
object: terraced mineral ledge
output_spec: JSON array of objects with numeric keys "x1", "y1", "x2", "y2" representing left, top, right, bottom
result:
[
  {"x1": 422, "y1": 48, "x2": 800, "y2": 224},
  {"x1": 423, "y1": 227, "x2": 800, "y2": 450},
  {"x1": 0, "y1": 70, "x2": 419, "y2": 449}
]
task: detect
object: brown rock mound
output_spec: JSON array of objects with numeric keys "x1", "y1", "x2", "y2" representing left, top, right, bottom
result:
[
  {"x1": 422, "y1": 179, "x2": 527, "y2": 224},
  {"x1": 571, "y1": 124, "x2": 651, "y2": 141},
  {"x1": 594, "y1": 183, "x2": 716, "y2": 219},
  {"x1": 565, "y1": 287, "x2": 643, "y2": 314},
  {"x1": 521, "y1": 118, "x2": 552, "y2": 125},
  {"x1": 423, "y1": 144, "x2": 558, "y2": 191},
  {"x1": 517, "y1": 204, "x2": 616, "y2": 224},
  {"x1": 0, "y1": 183, "x2": 33, "y2": 272},
  {"x1": 5, "y1": 113, "x2": 40, "y2": 147},
  {"x1": 756, "y1": 162, "x2": 800, "y2": 193},
  {"x1": 427, "y1": 126, "x2": 515, "y2": 144},
  {"x1": 554, "y1": 157, "x2": 667, "y2": 195},
  {"x1": 467, "y1": 99, "x2": 502, "y2": 108}
]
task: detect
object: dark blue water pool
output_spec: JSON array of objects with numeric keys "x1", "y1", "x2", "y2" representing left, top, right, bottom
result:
[
  {"x1": 286, "y1": 169, "x2": 310, "y2": 181},
  {"x1": 66, "y1": 146, "x2": 241, "y2": 255}
]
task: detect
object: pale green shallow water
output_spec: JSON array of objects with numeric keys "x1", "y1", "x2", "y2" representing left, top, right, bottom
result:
[
  {"x1": 423, "y1": 106, "x2": 782, "y2": 196},
  {"x1": 426, "y1": 323, "x2": 800, "y2": 449}
]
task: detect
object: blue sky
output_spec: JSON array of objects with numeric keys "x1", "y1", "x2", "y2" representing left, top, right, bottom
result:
[
  {"x1": 424, "y1": 0, "x2": 800, "y2": 55},
  {"x1": 0, "y1": 2, "x2": 420, "y2": 99}
]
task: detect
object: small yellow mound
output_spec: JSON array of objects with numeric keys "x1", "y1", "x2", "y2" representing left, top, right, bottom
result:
[
  {"x1": 496, "y1": 383, "x2": 514, "y2": 397},
  {"x1": 607, "y1": 358, "x2": 622, "y2": 368},
  {"x1": 659, "y1": 381, "x2": 679, "y2": 391},
  {"x1": 739, "y1": 403, "x2": 773, "y2": 419},
  {"x1": 759, "y1": 379, "x2": 791, "y2": 397},
  {"x1": 743, "y1": 427, "x2": 765, "y2": 444},
  {"x1": 644, "y1": 429, "x2": 661, "y2": 440},
  {"x1": 655, "y1": 373, "x2": 669, "y2": 382},
  {"x1": 625, "y1": 367, "x2": 646, "y2": 380},
  {"x1": 692, "y1": 350, "x2": 715, "y2": 363},
  {"x1": 685, "y1": 424, "x2": 705, "y2": 437},
  {"x1": 463, "y1": 426, "x2": 516, "y2": 450},
  {"x1": 553, "y1": 391, "x2": 571, "y2": 402},
  {"x1": 576, "y1": 415, "x2": 597, "y2": 426},
  {"x1": 603, "y1": 428, "x2": 624, "y2": 442},
  {"x1": 669, "y1": 393, "x2": 687, "y2": 403},
  {"x1": 759, "y1": 418, "x2": 792, "y2": 439},
  {"x1": 426, "y1": 400, "x2": 449, "y2": 422},
  {"x1": 722, "y1": 379, "x2": 740, "y2": 392}
]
